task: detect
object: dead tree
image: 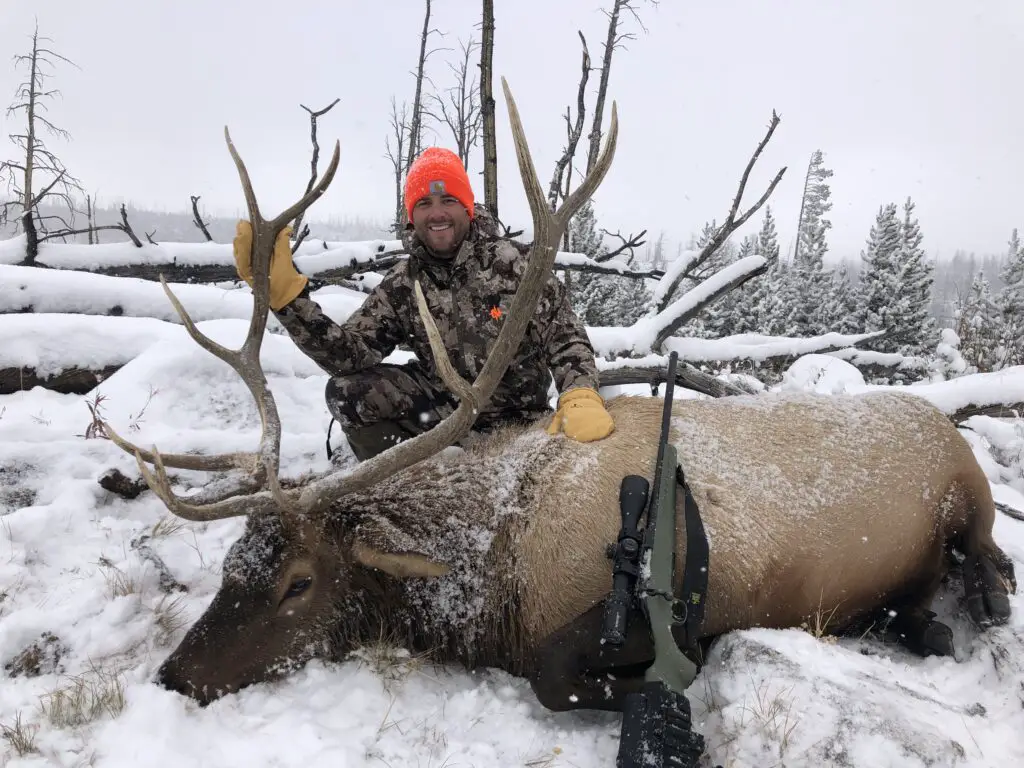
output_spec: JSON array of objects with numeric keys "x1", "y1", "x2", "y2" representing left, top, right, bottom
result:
[
  {"x1": 0, "y1": 23, "x2": 85, "y2": 265},
  {"x1": 292, "y1": 98, "x2": 340, "y2": 245},
  {"x1": 480, "y1": 0, "x2": 498, "y2": 219},
  {"x1": 634, "y1": 112, "x2": 786, "y2": 351},
  {"x1": 547, "y1": 31, "x2": 591, "y2": 214},
  {"x1": 653, "y1": 112, "x2": 787, "y2": 324},
  {"x1": 585, "y1": 0, "x2": 657, "y2": 175},
  {"x1": 424, "y1": 38, "x2": 483, "y2": 171},
  {"x1": 403, "y1": 0, "x2": 444, "y2": 177},
  {"x1": 40, "y1": 202, "x2": 143, "y2": 247},
  {"x1": 190, "y1": 195, "x2": 213, "y2": 241},
  {"x1": 385, "y1": 97, "x2": 411, "y2": 234}
]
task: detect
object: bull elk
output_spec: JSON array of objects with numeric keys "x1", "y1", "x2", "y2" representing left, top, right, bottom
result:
[{"x1": 103, "y1": 79, "x2": 1014, "y2": 755}]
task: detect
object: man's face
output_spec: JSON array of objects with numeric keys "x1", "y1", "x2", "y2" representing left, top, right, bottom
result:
[{"x1": 411, "y1": 193, "x2": 471, "y2": 256}]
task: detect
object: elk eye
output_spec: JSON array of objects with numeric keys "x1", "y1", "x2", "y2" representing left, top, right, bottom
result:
[{"x1": 284, "y1": 576, "x2": 312, "y2": 599}]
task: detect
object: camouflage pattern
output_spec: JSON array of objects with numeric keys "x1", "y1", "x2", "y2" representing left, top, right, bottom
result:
[{"x1": 274, "y1": 204, "x2": 600, "y2": 431}]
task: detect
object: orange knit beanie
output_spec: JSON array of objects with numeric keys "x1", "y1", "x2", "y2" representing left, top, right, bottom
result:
[{"x1": 404, "y1": 147, "x2": 475, "y2": 222}]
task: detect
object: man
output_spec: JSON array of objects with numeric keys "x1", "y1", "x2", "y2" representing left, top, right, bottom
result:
[{"x1": 232, "y1": 146, "x2": 614, "y2": 462}]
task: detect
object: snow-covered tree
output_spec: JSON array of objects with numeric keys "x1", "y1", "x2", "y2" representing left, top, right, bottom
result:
[
  {"x1": 567, "y1": 200, "x2": 651, "y2": 326},
  {"x1": 794, "y1": 149, "x2": 833, "y2": 267},
  {"x1": 956, "y1": 270, "x2": 1004, "y2": 372},
  {"x1": 567, "y1": 200, "x2": 615, "y2": 324},
  {"x1": 998, "y1": 228, "x2": 1024, "y2": 367},
  {"x1": 929, "y1": 327, "x2": 973, "y2": 381},
  {"x1": 780, "y1": 151, "x2": 835, "y2": 337},
  {"x1": 852, "y1": 196, "x2": 937, "y2": 356},
  {"x1": 893, "y1": 197, "x2": 937, "y2": 356}
]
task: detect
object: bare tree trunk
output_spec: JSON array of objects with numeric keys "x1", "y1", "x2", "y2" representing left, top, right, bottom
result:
[
  {"x1": 22, "y1": 211, "x2": 38, "y2": 264},
  {"x1": 2, "y1": 23, "x2": 84, "y2": 260},
  {"x1": 386, "y1": 98, "x2": 410, "y2": 234},
  {"x1": 585, "y1": 1, "x2": 622, "y2": 174},
  {"x1": 792, "y1": 152, "x2": 813, "y2": 264},
  {"x1": 404, "y1": 0, "x2": 433, "y2": 176},
  {"x1": 480, "y1": 0, "x2": 498, "y2": 219},
  {"x1": 21, "y1": 32, "x2": 39, "y2": 262},
  {"x1": 86, "y1": 194, "x2": 95, "y2": 245},
  {"x1": 293, "y1": 98, "x2": 340, "y2": 240},
  {"x1": 190, "y1": 195, "x2": 213, "y2": 241}
]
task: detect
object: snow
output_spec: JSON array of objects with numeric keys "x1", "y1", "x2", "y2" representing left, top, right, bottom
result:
[{"x1": 2, "y1": 240, "x2": 1024, "y2": 767}]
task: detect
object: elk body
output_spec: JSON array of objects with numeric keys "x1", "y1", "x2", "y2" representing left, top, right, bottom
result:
[
  {"x1": 101, "y1": 80, "x2": 1014, "y2": 714},
  {"x1": 147, "y1": 389, "x2": 1015, "y2": 707}
]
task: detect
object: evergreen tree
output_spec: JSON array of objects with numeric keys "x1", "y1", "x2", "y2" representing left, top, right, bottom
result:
[
  {"x1": 855, "y1": 202, "x2": 903, "y2": 350},
  {"x1": 567, "y1": 200, "x2": 615, "y2": 325},
  {"x1": 998, "y1": 228, "x2": 1024, "y2": 367},
  {"x1": 567, "y1": 200, "x2": 651, "y2": 326},
  {"x1": 956, "y1": 271, "x2": 1004, "y2": 371},
  {"x1": 893, "y1": 197, "x2": 937, "y2": 356},
  {"x1": 824, "y1": 261, "x2": 860, "y2": 335},
  {"x1": 794, "y1": 149, "x2": 834, "y2": 267},
  {"x1": 786, "y1": 151, "x2": 835, "y2": 336},
  {"x1": 750, "y1": 207, "x2": 790, "y2": 335}
]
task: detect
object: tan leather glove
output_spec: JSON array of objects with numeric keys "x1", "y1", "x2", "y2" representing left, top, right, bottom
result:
[
  {"x1": 232, "y1": 220, "x2": 308, "y2": 311},
  {"x1": 546, "y1": 387, "x2": 615, "y2": 442}
]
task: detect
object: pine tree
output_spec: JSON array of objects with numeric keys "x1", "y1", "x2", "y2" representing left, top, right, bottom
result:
[
  {"x1": 956, "y1": 271, "x2": 1004, "y2": 371},
  {"x1": 567, "y1": 200, "x2": 615, "y2": 325},
  {"x1": 893, "y1": 197, "x2": 937, "y2": 356},
  {"x1": 751, "y1": 207, "x2": 789, "y2": 335},
  {"x1": 998, "y1": 228, "x2": 1024, "y2": 367},
  {"x1": 787, "y1": 151, "x2": 835, "y2": 336},
  {"x1": 567, "y1": 200, "x2": 651, "y2": 326},
  {"x1": 855, "y1": 202, "x2": 903, "y2": 350},
  {"x1": 794, "y1": 150, "x2": 834, "y2": 267}
]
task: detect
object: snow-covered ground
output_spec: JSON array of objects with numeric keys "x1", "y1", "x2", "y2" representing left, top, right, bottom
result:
[{"x1": 2, "y1": 248, "x2": 1024, "y2": 767}]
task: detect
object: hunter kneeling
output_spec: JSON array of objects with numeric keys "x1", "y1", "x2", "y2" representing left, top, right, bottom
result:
[{"x1": 231, "y1": 147, "x2": 614, "y2": 460}]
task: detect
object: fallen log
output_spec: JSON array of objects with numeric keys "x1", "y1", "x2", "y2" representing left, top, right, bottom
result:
[
  {"x1": 0, "y1": 265, "x2": 362, "y2": 322},
  {"x1": 952, "y1": 402, "x2": 1024, "y2": 423},
  {"x1": 0, "y1": 364, "x2": 122, "y2": 395},
  {"x1": 596, "y1": 364, "x2": 757, "y2": 397}
]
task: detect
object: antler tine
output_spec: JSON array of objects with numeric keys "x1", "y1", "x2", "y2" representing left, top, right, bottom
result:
[
  {"x1": 224, "y1": 126, "x2": 263, "y2": 225},
  {"x1": 295, "y1": 77, "x2": 619, "y2": 514},
  {"x1": 271, "y1": 140, "x2": 342, "y2": 232},
  {"x1": 104, "y1": 129, "x2": 341, "y2": 522}
]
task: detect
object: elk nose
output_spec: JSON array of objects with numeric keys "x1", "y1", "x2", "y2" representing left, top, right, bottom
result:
[{"x1": 155, "y1": 660, "x2": 208, "y2": 704}]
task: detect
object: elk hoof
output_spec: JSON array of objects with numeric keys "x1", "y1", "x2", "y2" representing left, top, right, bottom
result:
[
  {"x1": 919, "y1": 620, "x2": 954, "y2": 657},
  {"x1": 964, "y1": 555, "x2": 1012, "y2": 627}
]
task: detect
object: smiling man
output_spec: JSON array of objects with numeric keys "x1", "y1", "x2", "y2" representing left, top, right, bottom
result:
[{"x1": 232, "y1": 147, "x2": 614, "y2": 462}]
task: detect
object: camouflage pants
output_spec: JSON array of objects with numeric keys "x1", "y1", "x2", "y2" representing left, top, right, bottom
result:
[
  {"x1": 325, "y1": 361, "x2": 458, "y2": 435},
  {"x1": 325, "y1": 361, "x2": 551, "y2": 461}
]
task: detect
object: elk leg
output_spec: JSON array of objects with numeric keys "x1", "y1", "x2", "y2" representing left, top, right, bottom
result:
[
  {"x1": 529, "y1": 602, "x2": 659, "y2": 712},
  {"x1": 963, "y1": 553, "x2": 1012, "y2": 627}
]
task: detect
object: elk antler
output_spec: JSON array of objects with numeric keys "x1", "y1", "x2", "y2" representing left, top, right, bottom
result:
[
  {"x1": 102, "y1": 128, "x2": 341, "y2": 522},
  {"x1": 108, "y1": 77, "x2": 618, "y2": 527}
]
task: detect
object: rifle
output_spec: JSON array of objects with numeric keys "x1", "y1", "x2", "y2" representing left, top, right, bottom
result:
[{"x1": 609, "y1": 351, "x2": 707, "y2": 768}]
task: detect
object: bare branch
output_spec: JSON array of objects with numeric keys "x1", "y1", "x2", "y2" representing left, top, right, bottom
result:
[
  {"x1": 595, "y1": 227, "x2": 647, "y2": 263},
  {"x1": 115, "y1": 204, "x2": 143, "y2": 247},
  {"x1": 547, "y1": 31, "x2": 591, "y2": 211},
  {"x1": 290, "y1": 223, "x2": 311, "y2": 255},
  {"x1": 190, "y1": 195, "x2": 213, "y2": 241},
  {"x1": 292, "y1": 97, "x2": 340, "y2": 237},
  {"x1": 656, "y1": 111, "x2": 786, "y2": 311}
]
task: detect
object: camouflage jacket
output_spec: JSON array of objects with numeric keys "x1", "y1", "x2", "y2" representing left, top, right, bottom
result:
[{"x1": 274, "y1": 209, "x2": 600, "y2": 419}]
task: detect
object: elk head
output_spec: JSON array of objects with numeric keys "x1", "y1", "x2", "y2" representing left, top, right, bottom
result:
[{"x1": 103, "y1": 78, "x2": 619, "y2": 704}]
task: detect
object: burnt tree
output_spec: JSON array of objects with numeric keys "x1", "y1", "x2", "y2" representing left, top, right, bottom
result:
[{"x1": 0, "y1": 23, "x2": 85, "y2": 265}]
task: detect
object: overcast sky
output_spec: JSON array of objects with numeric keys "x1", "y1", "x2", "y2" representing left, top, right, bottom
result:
[{"x1": 2, "y1": 0, "x2": 1021, "y2": 260}]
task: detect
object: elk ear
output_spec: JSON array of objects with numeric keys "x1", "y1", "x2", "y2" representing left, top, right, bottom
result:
[{"x1": 351, "y1": 541, "x2": 450, "y2": 579}]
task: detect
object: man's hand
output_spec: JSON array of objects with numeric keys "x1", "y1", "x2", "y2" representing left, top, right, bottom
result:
[
  {"x1": 546, "y1": 387, "x2": 615, "y2": 442},
  {"x1": 232, "y1": 220, "x2": 308, "y2": 311}
]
